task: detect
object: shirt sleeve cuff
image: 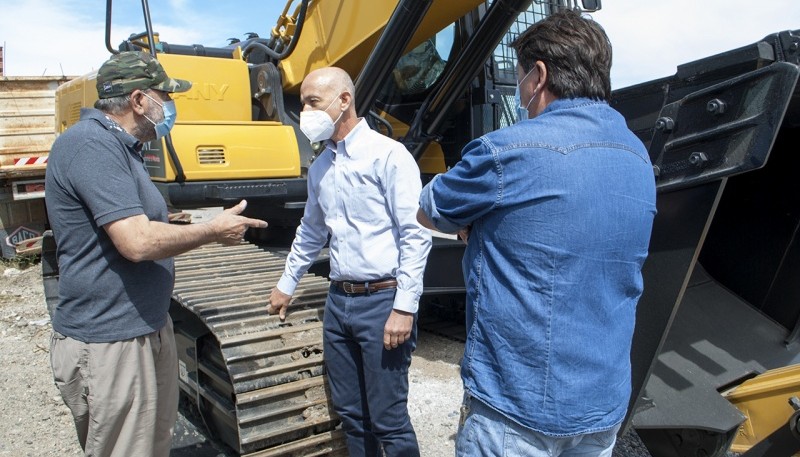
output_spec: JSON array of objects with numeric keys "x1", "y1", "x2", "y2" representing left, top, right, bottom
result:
[
  {"x1": 276, "y1": 275, "x2": 298, "y2": 296},
  {"x1": 420, "y1": 176, "x2": 463, "y2": 234},
  {"x1": 393, "y1": 287, "x2": 419, "y2": 314}
]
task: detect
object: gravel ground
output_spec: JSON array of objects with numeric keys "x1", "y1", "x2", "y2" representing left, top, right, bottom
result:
[
  {"x1": 0, "y1": 260, "x2": 651, "y2": 457},
  {"x1": 0, "y1": 263, "x2": 83, "y2": 457}
]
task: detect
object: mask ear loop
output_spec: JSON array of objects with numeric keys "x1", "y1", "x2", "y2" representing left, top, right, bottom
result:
[
  {"x1": 332, "y1": 109, "x2": 344, "y2": 125},
  {"x1": 140, "y1": 91, "x2": 162, "y2": 126},
  {"x1": 516, "y1": 66, "x2": 535, "y2": 112},
  {"x1": 522, "y1": 63, "x2": 544, "y2": 116},
  {"x1": 329, "y1": 93, "x2": 346, "y2": 125},
  {"x1": 524, "y1": 89, "x2": 537, "y2": 112}
]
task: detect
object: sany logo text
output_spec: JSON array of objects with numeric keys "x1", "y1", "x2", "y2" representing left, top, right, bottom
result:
[{"x1": 173, "y1": 83, "x2": 230, "y2": 101}]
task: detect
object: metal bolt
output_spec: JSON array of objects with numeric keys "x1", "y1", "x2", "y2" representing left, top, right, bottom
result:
[
  {"x1": 707, "y1": 99, "x2": 726, "y2": 115},
  {"x1": 789, "y1": 42, "x2": 799, "y2": 52},
  {"x1": 655, "y1": 117, "x2": 675, "y2": 133},
  {"x1": 689, "y1": 152, "x2": 709, "y2": 166}
]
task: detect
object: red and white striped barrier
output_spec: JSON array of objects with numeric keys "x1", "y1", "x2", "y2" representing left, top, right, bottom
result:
[{"x1": 12, "y1": 156, "x2": 48, "y2": 167}]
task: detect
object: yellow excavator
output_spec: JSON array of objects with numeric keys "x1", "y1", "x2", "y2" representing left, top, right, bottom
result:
[{"x1": 44, "y1": 0, "x2": 800, "y2": 456}]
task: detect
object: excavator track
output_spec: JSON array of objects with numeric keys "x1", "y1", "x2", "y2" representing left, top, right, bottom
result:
[{"x1": 170, "y1": 242, "x2": 348, "y2": 456}]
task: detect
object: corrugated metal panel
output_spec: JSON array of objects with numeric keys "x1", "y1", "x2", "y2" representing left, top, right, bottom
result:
[{"x1": 0, "y1": 76, "x2": 71, "y2": 178}]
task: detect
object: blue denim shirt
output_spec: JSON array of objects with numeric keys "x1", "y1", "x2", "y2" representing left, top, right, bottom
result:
[{"x1": 419, "y1": 98, "x2": 656, "y2": 435}]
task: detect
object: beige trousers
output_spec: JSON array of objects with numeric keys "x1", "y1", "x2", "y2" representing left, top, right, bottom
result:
[{"x1": 50, "y1": 317, "x2": 178, "y2": 457}]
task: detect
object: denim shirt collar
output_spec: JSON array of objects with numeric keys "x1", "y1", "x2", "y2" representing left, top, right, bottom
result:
[{"x1": 538, "y1": 97, "x2": 606, "y2": 118}]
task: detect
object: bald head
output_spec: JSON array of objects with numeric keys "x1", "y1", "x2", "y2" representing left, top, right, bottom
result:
[
  {"x1": 304, "y1": 67, "x2": 355, "y2": 99},
  {"x1": 300, "y1": 67, "x2": 358, "y2": 142}
]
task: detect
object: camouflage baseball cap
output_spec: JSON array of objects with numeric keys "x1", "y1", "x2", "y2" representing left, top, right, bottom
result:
[{"x1": 95, "y1": 51, "x2": 192, "y2": 99}]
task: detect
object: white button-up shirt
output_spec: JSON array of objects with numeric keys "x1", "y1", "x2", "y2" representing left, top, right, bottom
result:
[{"x1": 277, "y1": 119, "x2": 432, "y2": 313}]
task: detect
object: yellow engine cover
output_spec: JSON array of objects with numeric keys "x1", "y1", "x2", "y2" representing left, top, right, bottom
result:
[{"x1": 146, "y1": 121, "x2": 300, "y2": 181}]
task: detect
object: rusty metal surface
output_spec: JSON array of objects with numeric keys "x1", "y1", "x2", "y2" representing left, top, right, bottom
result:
[
  {"x1": 173, "y1": 242, "x2": 347, "y2": 456},
  {"x1": 0, "y1": 77, "x2": 71, "y2": 176}
]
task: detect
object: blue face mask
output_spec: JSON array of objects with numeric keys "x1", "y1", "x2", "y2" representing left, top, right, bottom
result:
[
  {"x1": 514, "y1": 85, "x2": 528, "y2": 122},
  {"x1": 142, "y1": 92, "x2": 177, "y2": 139},
  {"x1": 514, "y1": 67, "x2": 536, "y2": 123}
]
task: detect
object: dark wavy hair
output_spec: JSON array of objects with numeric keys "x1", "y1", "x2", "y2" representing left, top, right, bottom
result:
[{"x1": 510, "y1": 9, "x2": 612, "y2": 101}]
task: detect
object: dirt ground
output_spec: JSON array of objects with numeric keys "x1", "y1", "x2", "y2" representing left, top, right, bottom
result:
[
  {"x1": 0, "y1": 260, "x2": 465, "y2": 456},
  {"x1": 0, "y1": 262, "x2": 83, "y2": 457},
  {"x1": 0, "y1": 260, "x2": 652, "y2": 457}
]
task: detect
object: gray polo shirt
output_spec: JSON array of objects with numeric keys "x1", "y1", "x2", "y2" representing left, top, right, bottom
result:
[{"x1": 45, "y1": 108, "x2": 173, "y2": 343}]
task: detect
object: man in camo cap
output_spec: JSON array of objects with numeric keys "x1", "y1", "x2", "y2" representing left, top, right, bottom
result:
[
  {"x1": 46, "y1": 50, "x2": 267, "y2": 456},
  {"x1": 96, "y1": 50, "x2": 191, "y2": 99}
]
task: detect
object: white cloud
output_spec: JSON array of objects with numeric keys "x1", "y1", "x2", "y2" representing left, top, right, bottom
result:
[
  {"x1": 3, "y1": 0, "x2": 796, "y2": 89},
  {"x1": 593, "y1": 0, "x2": 800, "y2": 88},
  {"x1": 0, "y1": 0, "x2": 248, "y2": 77},
  {"x1": 168, "y1": 0, "x2": 190, "y2": 10},
  {"x1": 0, "y1": 0, "x2": 108, "y2": 76}
]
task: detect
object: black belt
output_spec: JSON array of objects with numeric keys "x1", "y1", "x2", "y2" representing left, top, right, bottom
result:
[{"x1": 330, "y1": 279, "x2": 398, "y2": 294}]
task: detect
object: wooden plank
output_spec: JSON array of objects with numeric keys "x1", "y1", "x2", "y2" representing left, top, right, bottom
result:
[{"x1": 0, "y1": 77, "x2": 72, "y2": 179}]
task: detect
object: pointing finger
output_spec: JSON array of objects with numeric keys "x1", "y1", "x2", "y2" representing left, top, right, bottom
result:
[{"x1": 245, "y1": 217, "x2": 269, "y2": 229}]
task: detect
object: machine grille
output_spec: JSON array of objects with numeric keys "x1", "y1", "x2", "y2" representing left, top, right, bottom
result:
[{"x1": 197, "y1": 148, "x2": 226, "y2": 165}]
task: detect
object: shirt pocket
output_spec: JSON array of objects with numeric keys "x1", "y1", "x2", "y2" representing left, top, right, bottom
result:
[{"x1": 346, "y1": 183, "x2": 388, "y2": 225}]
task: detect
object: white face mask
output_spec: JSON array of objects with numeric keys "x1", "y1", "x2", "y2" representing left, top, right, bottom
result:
[{"x1": 299, "y1": 94, "x2": 344, "y2": 142}]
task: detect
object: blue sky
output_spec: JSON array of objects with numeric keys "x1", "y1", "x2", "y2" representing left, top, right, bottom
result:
[
  {"x1": 1, "y1": 0, "x2": 798, "y2": 89},
  {"x1": 0, "y1": 0, "x2": 281, "y2": 75}
]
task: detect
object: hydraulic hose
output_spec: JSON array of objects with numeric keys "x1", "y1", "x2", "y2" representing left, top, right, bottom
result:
[{"x1": 242, "y1": 0, "x2": 309, "y2": 62}]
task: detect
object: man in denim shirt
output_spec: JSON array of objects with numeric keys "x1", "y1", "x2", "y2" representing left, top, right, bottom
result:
[{"x1": 417, "y1": 10, "x2": 656, "y2": 457}]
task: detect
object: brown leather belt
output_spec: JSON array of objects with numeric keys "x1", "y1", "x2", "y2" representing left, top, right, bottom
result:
[{"x1": 330, "y1": 279, "x2": 398, "y2": 294}]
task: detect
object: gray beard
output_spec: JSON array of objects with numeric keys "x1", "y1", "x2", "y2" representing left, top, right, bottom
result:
[{"x1": 132, "y1": 103, "x2": 162, "y2": 143}]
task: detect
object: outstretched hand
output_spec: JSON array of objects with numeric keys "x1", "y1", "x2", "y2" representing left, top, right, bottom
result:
[{"x1": 211, "y1": 200, "x2": 268, "y2": 245}]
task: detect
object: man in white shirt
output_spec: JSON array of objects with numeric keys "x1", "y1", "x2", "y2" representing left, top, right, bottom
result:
[{"x1": 268, "y1": 67, "x2": 431, "y2": 457}]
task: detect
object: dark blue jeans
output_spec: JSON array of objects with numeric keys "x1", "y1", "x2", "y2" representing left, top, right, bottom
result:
[{"x1": 323, "y1": 286, "x2": 420, "y2": 457}]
